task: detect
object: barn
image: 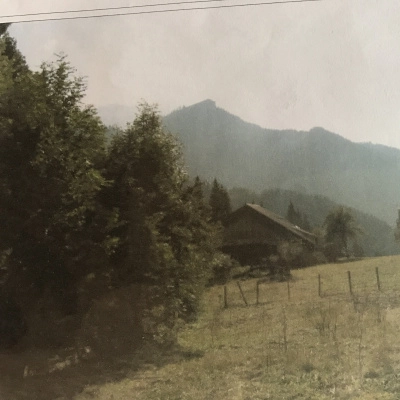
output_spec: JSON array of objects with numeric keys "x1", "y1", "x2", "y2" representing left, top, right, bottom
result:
[{"x1": 221, "y1": 203, "x2": 316, "y2": 266}]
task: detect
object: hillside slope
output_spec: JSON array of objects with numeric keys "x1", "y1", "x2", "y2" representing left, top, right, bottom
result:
[{"x1": 163, "y1": 100, "x2": 400, "y2": 225}]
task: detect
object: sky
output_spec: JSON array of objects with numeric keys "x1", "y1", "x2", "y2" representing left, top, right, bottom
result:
[{"x1": 2, "y1": 0, "x2": 400, "y2": 149}]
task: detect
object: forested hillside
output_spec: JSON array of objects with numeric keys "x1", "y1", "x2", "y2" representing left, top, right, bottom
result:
[{"x1": 163, "y1": 100, "x2": 400, "y2": 225}]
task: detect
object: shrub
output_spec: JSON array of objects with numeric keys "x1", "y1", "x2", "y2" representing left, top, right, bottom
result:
[
  {"x1": 323, "y1": 242, "x2": 343, "y2": 262},
  {"x1": 209, "y1": 252, "x2": 239, "y2": 285}
]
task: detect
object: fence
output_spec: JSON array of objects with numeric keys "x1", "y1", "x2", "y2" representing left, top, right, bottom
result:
[{"x1": 221, "y1": 263, "x2": 400, "y2": 309}]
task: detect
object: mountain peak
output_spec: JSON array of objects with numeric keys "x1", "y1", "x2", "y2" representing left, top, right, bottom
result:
[{"x1": 190, "y1": 99, "x2": 216, "y2": 109}]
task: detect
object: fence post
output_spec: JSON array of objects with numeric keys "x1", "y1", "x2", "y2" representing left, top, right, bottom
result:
[
  {"x1": 318, "y1": 274, "x2": 322, "y2": 297},
  {"x1": 237, "y1": 281, "x2": 248, "y2": 306},
  {"x1": 347, "y1": 270, "x2": 353, "y2": 296},
  {"x1": 256, "y1": 280, "x2": 260, "y2": 305},
  {"x1": 282, "y1": 307, "x2": 288, "y2": 353},
  {"x1": 375, "y1": 267, "x2": 381, "y2": 291},
  {"x1": 223, "y1": 285, "x2": 228, "y2": 308}
]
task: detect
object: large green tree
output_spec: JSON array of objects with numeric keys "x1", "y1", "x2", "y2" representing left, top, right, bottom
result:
[
  {"x1": 0, "y1": 34, "x2": 114, "y2": 315},
  {"x1": 104, "y1": 104, "x2": 218, "y2": 342},
  {"x1": 323, "y1": 206, "x2": 362, "y2": 260},
  {"x1": 0, "y1": 32, "x2": 221, "y2": 348}
]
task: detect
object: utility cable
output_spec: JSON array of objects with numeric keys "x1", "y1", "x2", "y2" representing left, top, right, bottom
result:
[
  {"x1": 1, "y1": 0, "x2": 230, "y2": 19},
  {"x1": 2, "y1": 0, "x2": 327, "y2": 24}
]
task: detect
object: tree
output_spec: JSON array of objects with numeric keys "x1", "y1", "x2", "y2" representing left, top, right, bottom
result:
[
  {"x1": 286, "y1": 200, "x2": 312, "y2": 231},
  {"x1": 0, "y1": 33, "x2": 221, "y2": 348},
  {"x1": 0, "y1": 23, "x2": 11, "y2": 36},
  {"x1": 0, "y1": 39, "x2": 115, "y2": 317},
  {"x1": 104, "y1": 104, "x2": 218, "y2": 342},
  {"x1": 395, "y1": 210, "x2": 400, "y2": 243},
  {"x1": 209, "y1": 178, "x2": 232, "y2": 224},
  {"x1": 323, "y1": 206, "x2": 362, "y2": 260},
  {"x1": 302, "y1": 213, "x2": 311, "y2": 231},
  {"x1": 286, "y1": 200, "x2": 304, "y2": 226}
]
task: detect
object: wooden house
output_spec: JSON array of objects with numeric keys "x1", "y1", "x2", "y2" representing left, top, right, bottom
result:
[{"x1": 221, "y1": 203, "x2": 316, "y2": 265}]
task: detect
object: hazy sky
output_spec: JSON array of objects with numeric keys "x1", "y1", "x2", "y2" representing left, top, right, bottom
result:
[{"x1": 3, "y1": 0, "x2": 400, "y2": 149}]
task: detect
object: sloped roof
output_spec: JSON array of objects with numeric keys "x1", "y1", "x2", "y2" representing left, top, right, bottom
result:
[{"x1": 227, "y1": 203, "x2": 316, "y2": 245}]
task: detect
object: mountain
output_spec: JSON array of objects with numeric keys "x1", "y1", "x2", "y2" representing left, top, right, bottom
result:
[{"x1": 163, "y1": 99, "x2": 400, "y2": 225}]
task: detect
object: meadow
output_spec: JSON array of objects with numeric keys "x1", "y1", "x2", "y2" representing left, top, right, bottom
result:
[
  {"x1": 4, "y1": 256, "x2": 400, "y2": 399},
  {"x1": 74, "y1": 255, "x2": 400, "y2": 399}
]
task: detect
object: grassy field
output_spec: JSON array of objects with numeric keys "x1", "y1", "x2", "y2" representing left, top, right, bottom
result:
[
  {"x1": 4, "y1": 256, "x2": 400, "y2": 399},
  {"x1": 73, "y1": 255, "x2": 400, "y2": 399}
]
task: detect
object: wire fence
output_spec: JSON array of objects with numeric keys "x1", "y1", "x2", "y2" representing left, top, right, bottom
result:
[
  {"x1": 185, "y1": 261, "x2": 400, "y2": 359},
  {"x1": 220, "y1": 262, "x2": 400, "y2": 309}
]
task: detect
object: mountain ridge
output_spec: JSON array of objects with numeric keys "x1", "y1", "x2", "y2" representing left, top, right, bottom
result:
[
  {"x1": 162, "y1": 100, "x2": 400, "y2": 225},
  {"x1": 97, "y1": 100, "x2": 400, "y2": 225}
]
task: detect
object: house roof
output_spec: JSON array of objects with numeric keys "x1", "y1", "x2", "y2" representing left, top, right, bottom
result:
[{"x1": 226, "y1": 203, "x2": 316, "y2": 246}]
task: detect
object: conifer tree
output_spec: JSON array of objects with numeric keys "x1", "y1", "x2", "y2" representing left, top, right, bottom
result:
[
  {"x1": 286, "y1": 201, "x2": 297, "y2": 224},
  {"x1": 286, "y1": 200, "x2": 303, "y2": 227},
  {"x1": 209, "y1": 178, "x2": 232, "y2": 224},
  {"x1": 302, "y1": 213, "x2": 312, "y2": 232}
]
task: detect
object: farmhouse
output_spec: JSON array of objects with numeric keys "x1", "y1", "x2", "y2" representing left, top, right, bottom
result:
[{"x1": 221, "y1": 203, "x2": 316, "y2": 265}]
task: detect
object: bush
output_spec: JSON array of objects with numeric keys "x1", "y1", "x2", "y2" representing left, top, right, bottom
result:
[
  {"x1": 300, "y1": 250, "x2": 328, "y2": 267},
  {"x1": 323, "y1": 241, "x2": 343, "y2": 262},
  {"x1": 267, "y1": 254, "x2": 291, "y2": 281},
  {"x1": 272, "y1": 241, "x2": 327, "y2": 273},
  {"x1": 209, "y1": 253, "x2": 240, "y2": 285}
]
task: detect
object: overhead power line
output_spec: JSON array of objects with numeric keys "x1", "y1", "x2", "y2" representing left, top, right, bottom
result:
[
  {"x1": 2, "y1": 0, "x2": 327, "y2": 24},
  {"x1": 2, "y1": 0, "x2": 230, "y2": 19}
]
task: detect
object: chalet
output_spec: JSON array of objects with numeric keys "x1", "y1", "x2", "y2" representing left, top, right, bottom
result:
[{"x1": 221, "y1": 203, "x2": 316, "y2": 265}]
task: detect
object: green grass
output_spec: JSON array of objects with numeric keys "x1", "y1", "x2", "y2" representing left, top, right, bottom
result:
[{"x1": 75, "y1": 255, "x2": 400, "y2": 399}]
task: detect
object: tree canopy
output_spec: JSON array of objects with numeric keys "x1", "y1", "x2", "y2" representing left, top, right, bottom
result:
[
  {"x1": 0, "y1": 35, "x2": 221, "y2": 348},
  {"x1": 103, "y1": 104, "x2": 219, "y2": 340},
  {"x1": 323, "y1": 206, "x2": 362, "y2": 260},
  {"x1": 0, "y1": 35, "x2": 114, "y2": 315},
  {"x1": 209, "y1": 178, "x2": 232, "y2": 225}
]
